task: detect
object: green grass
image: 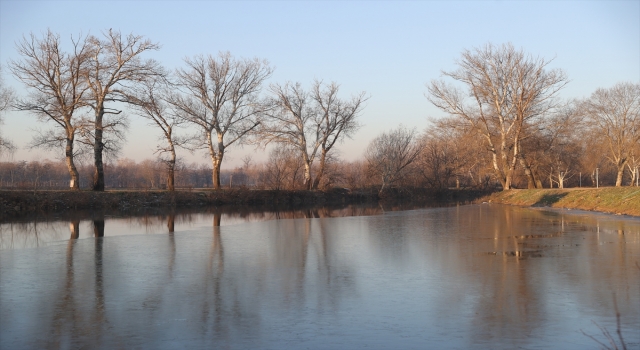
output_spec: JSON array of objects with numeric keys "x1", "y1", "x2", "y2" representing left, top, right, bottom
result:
[{"x1": 485, "y1": 187, "x2": 640, "y2": 217}]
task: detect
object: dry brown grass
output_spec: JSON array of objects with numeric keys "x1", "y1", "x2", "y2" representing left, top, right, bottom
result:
[{"x1": 484, "y1": 187, "x2": 640, "y2": 217}]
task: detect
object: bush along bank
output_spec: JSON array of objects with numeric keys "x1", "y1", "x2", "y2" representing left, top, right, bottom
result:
[{"x1": 483, "y1": 188, "x2": 640, "y2": 217}]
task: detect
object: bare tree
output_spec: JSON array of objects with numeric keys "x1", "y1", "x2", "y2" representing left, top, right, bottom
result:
[
  {"x1": 417, "y1": 124, "x2": 475, "y2": 189},
  {"x1": 262, "y1": 80, "x2": 366, "y2": 190},
  {"x1": 84, "y1": 29, "x2": 161, "y2": 191},
  {"x1": 365, "y1": 126, "x2": 421, "y2": 193},
  {"x1": 0, "y1": 65, "x2": 16, "y2": 154},
  {"x1": 10, "y1": 31, "x2": 90, "y2": 189},
  {"x1": 508, "y1": 101, "x2": 583, "y2": 189},
  {"x1": 128, "y1": 72, "x2": 188, "y2": 191},
  {"x1": 261, "y1": 82, "x2": 318, "y2": 190},
  {"x1": 311, "y1": 81, "x2": 366, "y2": 189},
  {"x1": 578, "y1": 82, "x2": 640, "y2": 186},
  {"x1": 259, "y1": 145, "x2": 304, "y2": 190},
  {"x1": 626, "y1": 152, "x2": 640, "y2": 186},
  {"x1": 171, "y1": 52, "x2": 272, "y2": 190},
  {"x1": 428, "y1": 43, "x2": 567, "y2": 190}
]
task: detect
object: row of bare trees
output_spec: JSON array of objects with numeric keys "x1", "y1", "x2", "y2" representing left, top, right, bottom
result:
[
  {"x1": 2, "y1": 35, "x2": 638, "y2": 192},
  {"x1": 4, "y1": 30, "x2": 367, "y2": 192},
  {"x1": 0, "y1": 143, "x2": 633, "y2": 192},
  {"x1": 423, "y1": 43, "x2": 639, "y2": 190},
  {"x1": 359, "y1": 44, "x2": 638, "y2": 192},
  {"x1": 8, "y1": 30, "x2": 160, "y2": 191}
]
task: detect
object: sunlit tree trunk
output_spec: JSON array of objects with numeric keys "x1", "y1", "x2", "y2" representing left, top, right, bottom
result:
[
  {"x1": 615, "y1": 162, "x2": 625, "y2": 187},
  {"x1": 167, "y1": 145, "x2": 176, "y2": 191},
  {"x1": 312, "y1": 149, "x2": 328, "y2": 190},
  {"x1": 65, "y1": 131, "x2": 80, "y2": 190},
  {"x1": 92, "y1": 104, "x2": 105, "y2": 191}
]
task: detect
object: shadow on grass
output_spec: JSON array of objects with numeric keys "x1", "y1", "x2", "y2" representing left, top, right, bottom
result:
[{"x1": 533, "y1": 192, "x2": 569, "y2": 206}]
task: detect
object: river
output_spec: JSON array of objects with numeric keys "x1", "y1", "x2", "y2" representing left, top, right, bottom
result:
[{"x1": 1, "y1": 204, "x2": 639, "y2": 349}]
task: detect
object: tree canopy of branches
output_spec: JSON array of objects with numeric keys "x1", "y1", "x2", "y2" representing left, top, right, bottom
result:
[
  {"x1": 10, "y1": 30, "x2": 90, "y2": 189},
  {"x1": 365, "y1": 126, "x2": 420, "y2": 193},
  {"x1": 578, "y1": 82, "x2": 640, "y2": 186},
  {"x1": 84, "y1": 29, "x2": 161, "y2": 191},
  {"x1": 260, "y1": 145, "x2": 304, "y2": 190},
  {"x1": 416, "y1": 125, "x2": 479, "y2": 189},
  {"x1": 128, "y1": 72, "x2": 188, "y2": 191},
  {"x1": 171, "y1": 52, "x2": 272, "y2": 190},
  {"x1": 0, "y1": 65, "x2": 15, "y2": 154},
  {"x1": 428, "y1": 43, "x2": 568, "y2": 190},
  {"x1": 261, "y1": 80, "x2": 366, "y2": 189}
]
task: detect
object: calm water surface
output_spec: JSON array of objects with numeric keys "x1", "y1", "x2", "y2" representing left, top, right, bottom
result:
[{"x1": 1, "y1": 204, "x2": 639, "y2": 349}]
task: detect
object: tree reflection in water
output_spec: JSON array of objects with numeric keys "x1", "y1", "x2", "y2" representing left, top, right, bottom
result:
[{"x1": 0, "y1": 204, "x2": 638, "y2": 349}]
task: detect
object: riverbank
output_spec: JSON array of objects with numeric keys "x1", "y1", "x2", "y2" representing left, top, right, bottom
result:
[
  {"x1": 0, "y1": 187, "x2": 488, "y2": 221},
  {"x1": 483, "y1": 187, "x2": 640, "y2": 217}
]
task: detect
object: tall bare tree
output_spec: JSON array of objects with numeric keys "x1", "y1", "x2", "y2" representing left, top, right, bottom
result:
[
  {"x1": 128, "y1": 72, "x2": 187, "y2": 191},
  {"x1": 262, "y1": 80, "x2": 366, "y2": 190},
  {"x1": 0, "y1": 65, "x2": 16, "y2": 154},
  {"x1": 171, "y1": 52, "x2": 272, "y2": 190},
  {"x1": 311, "y1": 81, "x2": 366, "y2": 189},
  {"x1": 262, "y1": 82, "x2": 317, "y2": 190},
  {"x1": 428, "y1": 43, "x2": 567, "y2": 190},
  {"x1": 578, "y1": 82, "x2": 640, "y2": 186},
  {"x1": 84, "y1": 29, "x2": 161, "y2": 191},
  {"x1": 10, "y1": 31, "x2": 90, "y2": 189},
  {"x1": 365, "y1": 126, "x2": 421, "y2": 193}
]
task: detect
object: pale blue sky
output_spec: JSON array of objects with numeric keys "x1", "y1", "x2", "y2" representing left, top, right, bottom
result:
[{"x1": 1, "y1": 0, "x2": 638, "y2": 168}]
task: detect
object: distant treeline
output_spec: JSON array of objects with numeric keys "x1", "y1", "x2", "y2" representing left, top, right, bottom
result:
[{"x1": 0, "y1": 154, "x2": 629, "y2": 192}]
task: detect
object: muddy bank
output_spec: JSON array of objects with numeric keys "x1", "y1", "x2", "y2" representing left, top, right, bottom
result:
[{"x1": 0, "y1": 188, "x2": 489, "y2": 221}]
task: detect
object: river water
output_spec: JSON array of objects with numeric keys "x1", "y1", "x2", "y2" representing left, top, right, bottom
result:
[{"x1": 1, "y1": 204, "x2": 639, "y2": 349}]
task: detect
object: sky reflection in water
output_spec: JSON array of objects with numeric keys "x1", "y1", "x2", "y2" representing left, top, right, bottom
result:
[{"x1": 1, "y1": 204, "x2": 639, "y2": 349}]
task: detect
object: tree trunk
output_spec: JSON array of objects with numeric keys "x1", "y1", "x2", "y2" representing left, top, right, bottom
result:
[
  {"x1": 500, "y1": 135, "x2": 511, "y2": 190},
  {"x1": 65, "y1": 134, "x2": 79, "y2": 190},
  {"x1": 312, "y1": 150, "x2": 327, "y2": 190},
  {"x1": 167, "y1": 146, "x2": 176, "y2": 191},
  {"x1": 504, "y1": 137, "x2": 520, "y2": 190},
  {"x1": 504, "y1": 174, "x2": 512, "y2": 190},
  {"x1": 519, "y1": 155, "x2": 538, "y2": 189},
  {"x1": 92, "y1": 106, "x2": 105, "y2": 191},
  {"x1": 615, "y1": 165, "x2": 624, "y2": 187},
  {"x1": 558, "y1": 174, "x2": 564, "y2": 189},
  {"x1": 207, "y1": 131, "x2": 223, "y2": 190},
  {"x1": 213, "y1": 161, "x2": 222, "y2": 190},
  {"x1": 303, "y1": 161, "x2": 312, "y2": 190},
  {"x1": 379, "y1": 175, "x2": 387, "y2": 195},
  {"x1": 490, "y1": 149, "x2": 507, "y2": 190},
  {"x1": 167, "y1": 166, "x2": 175, "y2": 191}
]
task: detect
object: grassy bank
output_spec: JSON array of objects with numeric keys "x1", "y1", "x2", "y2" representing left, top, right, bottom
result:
[{"x1": 484, "y1": 187, "x2": 640, "y2": 217}]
